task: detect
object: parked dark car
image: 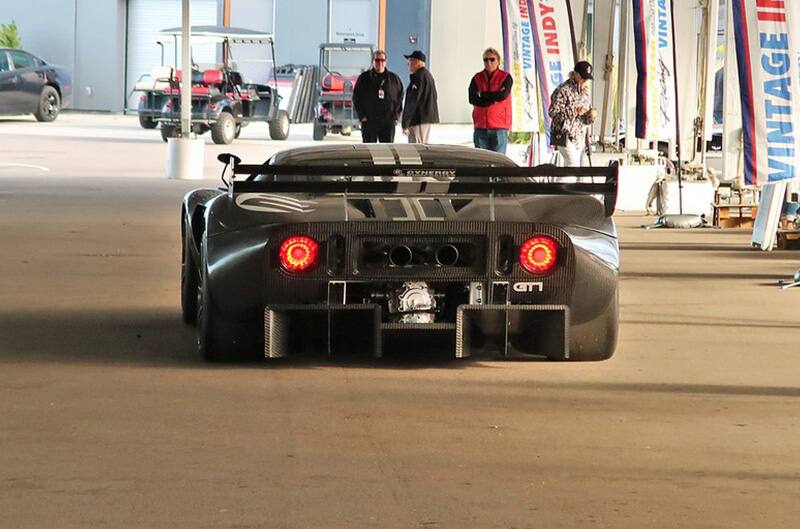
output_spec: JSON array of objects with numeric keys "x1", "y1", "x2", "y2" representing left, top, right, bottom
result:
[{"x1": 0, "y1": 48, "x2": 72, "y2": 121}]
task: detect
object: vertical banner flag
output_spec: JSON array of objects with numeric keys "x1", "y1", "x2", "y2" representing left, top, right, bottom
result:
[
  {"x1": 530, "y1": 0, "x2": 576, "y2": 136},
  {"x1": 500, "y1": 0, "x2": 540, "y2": 132},
  {"x1": 731, "y1": 0, "x2": 800, "y2": 185},
  {"x1": 631, "y1": 0, "x2": 678, "y2": 140}
]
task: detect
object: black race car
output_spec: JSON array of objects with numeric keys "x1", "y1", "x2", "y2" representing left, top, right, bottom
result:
[
  {"x1": 0, "y1": 48, "x2": 72, "y2": 121},
  {"x1": 181, "y1": 144, "x2": 619, "y2": 362}
]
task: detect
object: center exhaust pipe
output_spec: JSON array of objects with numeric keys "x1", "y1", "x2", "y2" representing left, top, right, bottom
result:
[
  {"x1": 388, "y1": 245, "x2": 413, "y2": 267},
  {"x1": 435, "y1": 244, "x2": 460, "y2": 266}
]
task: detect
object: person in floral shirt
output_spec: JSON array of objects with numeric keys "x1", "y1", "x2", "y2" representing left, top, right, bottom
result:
[{"x1": 548, "y1": 61, "x2": 597, "y2": 167}]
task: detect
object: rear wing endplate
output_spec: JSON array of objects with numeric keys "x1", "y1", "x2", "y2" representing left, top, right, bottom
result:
[{"x1": 222, "y1": 155, "x2": 619, "y2": 217}]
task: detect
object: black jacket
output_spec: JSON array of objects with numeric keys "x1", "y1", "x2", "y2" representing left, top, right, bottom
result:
[
  {"x1": 402, "y1": 67, "x2": 439, "y2": 128},
  {"x1": 352, "y1": 68, "x2": 404, "y2": 124}
]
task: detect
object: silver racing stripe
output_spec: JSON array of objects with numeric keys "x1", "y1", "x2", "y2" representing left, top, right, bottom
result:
[
  {"x1": 391, "y1": 144, "x2": 423, "y2": 165},
  {"x1": 364, "y1": 143, "x2": 397, "y2": 165}
]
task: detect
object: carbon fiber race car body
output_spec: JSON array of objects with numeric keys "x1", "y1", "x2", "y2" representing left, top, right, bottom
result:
[{"x1": 181, "y1": 144, "x2": 619, "y2": 362}]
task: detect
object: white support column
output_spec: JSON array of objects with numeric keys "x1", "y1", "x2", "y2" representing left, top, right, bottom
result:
[
  {"x1": 180, "y1": 0, "x2": 191, "y2": 137},
  {"x1": 167, "y1": 0, "x2": 205, "y2": 180}
]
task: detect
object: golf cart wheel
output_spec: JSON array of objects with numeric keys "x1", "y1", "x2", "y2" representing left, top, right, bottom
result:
[
  {"x1": 33, "y1": 86, "x2": 60, "y2": 122},
  {"x1": 138, "y1": 114, "x2": 158, "y2": 129},
  {"x1": 211, "y1": 112, "x2": 236, "y2": 145},
  {"x1": 312, "y1": 121, "x2": 326, "y2": 141},
  {"x1": 160, "y1": 124, "x2": 178, "y2": 142},
  {"x1": 269, "y1": 110, "x2": 290, "y2": 141},
  {"x1": 235, "y1": 124, "x2": 242, "y2": 139}
]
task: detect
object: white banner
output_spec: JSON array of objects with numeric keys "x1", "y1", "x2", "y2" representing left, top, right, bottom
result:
[
  {"x1": 631, "y1": 0, "x2": 677, "y2": 141},
  {"x1": 500, "y1": 0, "x2": 541, "y2": 132},
  {"x1": 530, "y1": 0, "x2": 576, "y2": 135},
  {"x1": 731, "y1": 0, "x2": 800, "y2": 185}
]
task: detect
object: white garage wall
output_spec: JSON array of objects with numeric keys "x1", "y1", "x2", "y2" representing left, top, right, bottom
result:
[
  {"x1": 125, "y1": 0, "x2": 220, "y2": 110},
  {"x1": 430, "y1": 0, "x2": 502, "y2": 124}
]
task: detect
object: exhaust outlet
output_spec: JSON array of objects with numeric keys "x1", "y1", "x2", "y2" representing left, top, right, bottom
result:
[
  {"x1": 388, "y1": 245, "x2": 413, "y2": 267},
  {"x1": 435, "y1": 244, "x2": 459, "y2": 266}
]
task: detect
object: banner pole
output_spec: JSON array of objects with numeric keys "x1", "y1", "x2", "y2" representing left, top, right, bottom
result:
[
  {"x1": 565, "y1": 0, "x2": 593, "y2": 166},
  {"x1": 670, "y1": 0, "x2": 683, "y2": 214}
]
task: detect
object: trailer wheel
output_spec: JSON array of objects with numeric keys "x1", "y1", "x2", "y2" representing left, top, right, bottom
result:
[
  {"x1": 138, "y1": 114, "x2": 158, "y2": 129},
  {"x1": 312, "y1": 121, "x2": 326, "y2": 141},
  {"x1": 211, "y1": 112, "x2": 236, "y2": 145},
  {"x1": 160, "y1": 124, "x2": 178, "y2": 142},
  {"x1": 269, "y1": 110, "x2": 290, "y2": 141}
]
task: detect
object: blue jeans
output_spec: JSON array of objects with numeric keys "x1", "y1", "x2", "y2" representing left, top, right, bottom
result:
[{"x1": 473, "y1": 128, "x2": 509, "y2": 154}]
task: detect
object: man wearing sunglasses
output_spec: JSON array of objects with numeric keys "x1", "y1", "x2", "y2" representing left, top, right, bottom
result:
[
  {"x1": 353, "y1": 49, "x2": 404, "y2": 143},
  {"x1": 469, "y1": 47, "x2": 513, "y2": 154}
]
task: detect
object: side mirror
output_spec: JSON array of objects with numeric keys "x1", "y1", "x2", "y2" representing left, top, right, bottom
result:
[{"x1": 217, "y1": 153, "x2": 242, "y2": 167}]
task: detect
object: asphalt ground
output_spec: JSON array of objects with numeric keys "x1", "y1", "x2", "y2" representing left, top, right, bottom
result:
[{"x1": 1, "y1": 114, "x2": 799, "y2": 528}]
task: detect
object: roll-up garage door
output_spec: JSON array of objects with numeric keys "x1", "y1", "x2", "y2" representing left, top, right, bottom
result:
[{"x1": 125, "y1": 0, "x2": 219, "y2": 110}]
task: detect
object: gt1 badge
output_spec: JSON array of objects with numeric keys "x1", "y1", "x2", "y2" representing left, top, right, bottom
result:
[{"x1": 512, "y1": 282, "x2": 543, "y2": 293}]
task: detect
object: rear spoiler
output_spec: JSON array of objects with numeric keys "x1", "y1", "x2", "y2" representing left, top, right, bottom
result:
[{"x1": 220, "y1": 155, "x2": 619, "y2": 217}]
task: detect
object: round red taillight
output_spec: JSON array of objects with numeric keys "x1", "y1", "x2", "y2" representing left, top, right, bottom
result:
[
  {"x1": 519, "y1": 236, "x2": 558, "y2": 274},
  {"x1": 279, "y1": 236, "x2": 319, "y2": 273}
]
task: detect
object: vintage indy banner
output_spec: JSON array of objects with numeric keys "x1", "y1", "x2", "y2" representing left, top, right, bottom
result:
[
  {"x1": 500, "y1": 0, "x2": 541, "y2": 132},
  {"x1": 631, "y1": 0, "x2": 677, "y2": 140},
  {"x1": 529, "y1": 0, "x2": 576, "y2": 136},
  {"x1": 731, "y1": 0, "x2": 800, "y2": 185}
]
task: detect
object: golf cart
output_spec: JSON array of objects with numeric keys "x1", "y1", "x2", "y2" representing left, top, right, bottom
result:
[
  {"x1": 313, "y1": 43, "x2": 374, "y2": 141},
  {"x1": 132, "y1": 64, "x2": 173, "y2": 129},
  {"x1": 157, "y1": 25, "x2": 289, "y2": 144}
]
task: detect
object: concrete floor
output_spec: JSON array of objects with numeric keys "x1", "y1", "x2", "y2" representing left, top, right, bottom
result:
[{"x1": 1, "y1": 114, "x2": 799, "y2": 528}]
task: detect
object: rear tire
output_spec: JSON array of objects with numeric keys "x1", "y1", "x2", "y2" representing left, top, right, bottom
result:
[
  {"x1": 181, "y1": 215, "x2": 199, "y2": 325},
  {"x1": 138, "y1": 114, "x2": 158, "y2": 129},
  {"x1": 269, "y1": 109, "x2": 290, "y2": 140},
  {"x1": 312, "y1": 121, "x2": 326, "y2": 141},
  {"x1": 196, "y1": 241, "x2": 246, "y2": 362},
  {"x1": 211, "y1": 112, "x2": 236, "y2": 145},
  {"x1": 33, "y1": 86, "x2": 60, "y2": 122},
  {"x1": 160, "y1": 124, "x2": 178, "y2": 142}
]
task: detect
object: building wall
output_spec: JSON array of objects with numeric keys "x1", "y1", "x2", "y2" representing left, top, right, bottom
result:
[
  {"x1": 274, "y1": 0, "x2": 328, "y2": 66},
  {"x1": 430, "y1": 0, "x2": 502, "y2": 124},
  {"x1": 75, "y1": 0, "x2": 126, "y2": 111},
  {"x1": 3, "y1": 0, "x2": 127, "y2": 112},
  {"x1": 2, "y1": 1, "x2": 78, "y2": 82}
]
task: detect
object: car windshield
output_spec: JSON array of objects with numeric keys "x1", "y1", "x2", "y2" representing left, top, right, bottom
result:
[{"x1": 321, "y1": 48, "x2": 372, "y2": 78}]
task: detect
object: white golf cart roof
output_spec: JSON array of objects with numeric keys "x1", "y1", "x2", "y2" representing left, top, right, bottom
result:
[{"x1": 158, "y1": 25, "x2": 274, "y2": 44}]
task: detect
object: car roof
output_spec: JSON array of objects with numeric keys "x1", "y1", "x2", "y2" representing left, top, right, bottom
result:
[{"x1": 270, "y1": 144, "x2": 518, "y2": 167}]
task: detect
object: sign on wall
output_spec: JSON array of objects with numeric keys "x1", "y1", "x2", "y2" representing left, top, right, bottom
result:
[
  {"x1": 329, "y1": 0, "x2": 378, "y2": 44},
  {"x1": 500, "y1": 0, "x2": 541, "y2": 132},
  {"x1": 731, "y1": 0, "x2": 800, "y2": 185},
  {"x1": 631, "y1": 0, "x2": 677, "y2": 140}
]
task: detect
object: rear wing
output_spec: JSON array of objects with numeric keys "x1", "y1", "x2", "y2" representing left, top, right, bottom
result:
[{"x1": 222, "y1": 155, "x2": 619, "y2": 217}]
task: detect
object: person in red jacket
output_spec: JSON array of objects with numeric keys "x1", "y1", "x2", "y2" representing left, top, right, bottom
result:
[{"x1": 468, "y1": 47, "x2": 514, "y2": 154}]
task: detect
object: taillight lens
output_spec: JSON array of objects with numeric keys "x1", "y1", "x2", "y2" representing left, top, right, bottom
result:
[
  {"x1": 519, "y1": 236, "x2": 558, "y2": 274},
  {"x1": 279, "y1": 236, "x2": 319, "y2": 273}
]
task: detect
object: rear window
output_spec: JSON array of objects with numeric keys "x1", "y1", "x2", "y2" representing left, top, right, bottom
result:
[
  {"x1": 0, "y1": 52, "x2": 9, "y2": 72},
  {"x1": 10, "y1": 51, "x2": 37, "y2": 69}
]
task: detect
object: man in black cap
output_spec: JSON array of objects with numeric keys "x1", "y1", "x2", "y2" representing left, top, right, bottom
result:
[
  {"x1": 401, "y1": 50, "x2": 439, "y2": 144},
  {"x1": 548, "y1": 60, "x2": 597, "y2": 167},
  {"x1": 353, "y1": 49, "x2": 404, "y2": 143}
]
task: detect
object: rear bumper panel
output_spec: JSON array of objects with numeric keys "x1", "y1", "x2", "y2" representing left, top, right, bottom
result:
[{"x1": 264, "y1": 303, "x2": 569, "y2": 359}]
